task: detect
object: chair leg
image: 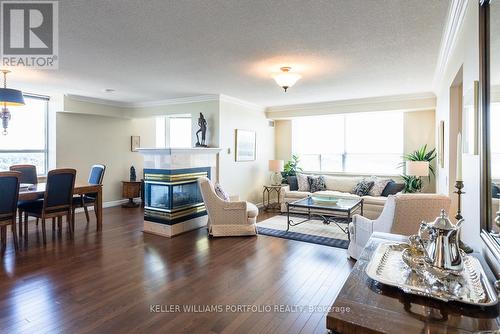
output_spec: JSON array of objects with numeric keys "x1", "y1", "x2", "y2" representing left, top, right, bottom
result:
[
  {"x1": 58, "y1": 216, "x2": 62, "y2": 231},
  {"x1": 11, "y1": 219, "x2": 19, "y2": 251},
  {"x1": 36, "y1": 218, "x2": 39, "y2": 226},
  {"x1": 18, "y1": 209, "x2": 23, "y2": 238},
  {"x1": 52, "y1": 218, "x2": 56, "y2": 232},
  {"x1": 68, "y1": 214, "x2": 73, "y2": 238},
  {"x1": 1, "y1": 227, "x2": 6, "y2": 253},
  {"x1": 41, "y1": 219, "x2": 46, "y2": 244},
  {"x1": 83, "y1": 205, "x2": 90, "y2": 223},
  {"x1": 24, "y1": 214, "x2": 28, "y2": 242},
  {"x1": 94, "y1": 203, "x2": 98, "y2": 219}
]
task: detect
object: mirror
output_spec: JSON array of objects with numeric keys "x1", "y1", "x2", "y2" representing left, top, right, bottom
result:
[{"x1": 481, "y1": 0, "x2": 500, "y2": 262}]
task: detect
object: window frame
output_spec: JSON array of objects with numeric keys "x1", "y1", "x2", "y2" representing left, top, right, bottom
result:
[
  {"x1": 0, "y1": 93, "x2": 50, "y2": 175},
  {"x1": 292, "y1": 112, "x2": 404, "y2": 176}
]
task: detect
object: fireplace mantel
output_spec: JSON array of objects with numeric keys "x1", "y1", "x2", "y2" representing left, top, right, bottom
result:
[{"x1": 137, "y1": 147, "x2": 222, "y2": 178}]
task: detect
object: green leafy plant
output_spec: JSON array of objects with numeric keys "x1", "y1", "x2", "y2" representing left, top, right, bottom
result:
[
  {"x1": 400, "y1": 145, "x2": 437, "y2": 193},
  {"x1": 281, "y1": 154, "x2": 303, "y2": 183}
]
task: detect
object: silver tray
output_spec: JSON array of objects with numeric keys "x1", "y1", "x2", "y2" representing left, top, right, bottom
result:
[{"x1": 365, "y1": 242, "x2": 498, "y2": 306}]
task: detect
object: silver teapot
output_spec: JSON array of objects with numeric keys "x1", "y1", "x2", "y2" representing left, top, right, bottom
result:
[{"x1": 418, "y1": 209, "x2": 464, "y2": 272}]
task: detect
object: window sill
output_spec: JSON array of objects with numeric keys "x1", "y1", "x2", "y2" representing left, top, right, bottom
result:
[{"x1": 300, "y1": 170, "x2": 402, "y2": 179}]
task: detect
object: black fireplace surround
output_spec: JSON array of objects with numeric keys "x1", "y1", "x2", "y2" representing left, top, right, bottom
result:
[{"x1": 143, "y1": 167, "x2": 211, "y2": 225}]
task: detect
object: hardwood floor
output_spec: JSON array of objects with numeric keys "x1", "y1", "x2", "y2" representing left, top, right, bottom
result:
[{"x1": 0, "y1": 207, "x2": 353, "y2": 334}]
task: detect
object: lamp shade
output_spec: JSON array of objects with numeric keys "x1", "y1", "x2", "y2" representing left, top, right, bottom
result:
[
  {"x1": 0, "y1": 88, "x2": 25, "y2": 106},
  {"x1": 268, "y1": 160, "x2": 284, "y2": 172},
  {"x1": 406, "y1": 161, "x2": 429, "y2": 177}
]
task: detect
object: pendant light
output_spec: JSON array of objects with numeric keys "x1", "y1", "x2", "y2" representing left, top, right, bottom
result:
[
  {"x1": 273, "y1": 67, "x2": 301, "y2": 92},
  {"x1": 0, "y1": 70, "x2": 25, "y2": 135}
]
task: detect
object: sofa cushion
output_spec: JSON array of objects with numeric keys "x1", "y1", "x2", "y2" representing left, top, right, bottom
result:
[
  {"x1": 352, "y1": 180, "x2": 374, "y2": 196},
  {"x1": 308, "y1": 175, "x2": 326, "y2": 192},
  {"x1": 287, "y1": 176, "x2": 298, "y2": 191},
  {"x1": 296, "y1": 173, "x2": 310, "y2": 192},
  {"x1": 314, "y1": 190, "x2": 360, "y2": 200},
  {"x1": 367, "y1": 176, "x2": 392, "y2": 196},
  {"x1": 285, "y1": 190, "x2": 312, "y2": 199},
  {"x1": 361, "y1": 195, "x2": 387, "y2": 206},
  {"x1": 381, "y1": 181, "x2": 405, "y2": 196},
  {"x1": 323, "y1": 175, "x2": 362, "y2": 193}
]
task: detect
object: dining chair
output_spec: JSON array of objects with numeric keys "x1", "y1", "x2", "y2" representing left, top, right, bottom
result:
[
  {"x1": 72, "y1": 164, "x2": 105, "y2": 223},
  {"x1": 10, "y1": 164, "x2": 39, "y2": 238},
  {"x1": 0, "y1": 171, "x2": 21, "y2": 253},
  {"x1": 19, "y1": 169, "x2": 76, "y2": 244}
]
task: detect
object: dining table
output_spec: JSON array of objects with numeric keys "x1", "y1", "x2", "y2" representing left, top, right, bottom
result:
[{"x1": 18, "y1": 182, "x2": 103, "y2": 231}]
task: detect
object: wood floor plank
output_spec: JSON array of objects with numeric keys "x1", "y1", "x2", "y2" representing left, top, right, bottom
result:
[{"x1": 0, "y1": 207, "x2": 352, "y2": 334}]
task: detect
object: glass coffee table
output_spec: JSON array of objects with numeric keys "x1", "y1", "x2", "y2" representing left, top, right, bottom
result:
[{"x1": 286, "y1": 196, "x2": 363, "y2": 239}]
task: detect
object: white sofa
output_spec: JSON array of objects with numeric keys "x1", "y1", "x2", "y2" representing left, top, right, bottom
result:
[{"x1": 280, "y1": 175, "x2": 389, "y2": 219}]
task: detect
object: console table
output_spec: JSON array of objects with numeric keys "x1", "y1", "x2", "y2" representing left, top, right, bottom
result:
[{"x1": 327, "y1": 232, "x2": 499, "y2": 333}]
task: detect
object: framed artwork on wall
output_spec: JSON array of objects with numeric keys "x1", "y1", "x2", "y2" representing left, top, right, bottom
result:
[
  {"x1": 131, "y1": 136, "x2": 140, "y2": 152},
  {"x1": 462, "y1": 80, "x2": 479, "y2": 155},
  {"x1": 235, "y1": 129, "x2": 256, "y2": 161},
  {"x1": 438, "y1": 121, "x2": 445, "y2": 168}
]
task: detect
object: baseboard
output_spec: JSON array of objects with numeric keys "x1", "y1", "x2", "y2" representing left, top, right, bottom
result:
[{"x1": 18, "y1": 197, "x2": 142, "y2": 221}]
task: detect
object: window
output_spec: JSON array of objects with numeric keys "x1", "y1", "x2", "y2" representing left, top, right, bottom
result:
[
  {"x1": 0, "y1": 95, "x2": 49, "y2": 175},
  {"x1": 155, "y1": 115, "x2": 192, "y2": 148},
  {"x1": 292, "y1": 111, "x2": 404, "y2": 174}
]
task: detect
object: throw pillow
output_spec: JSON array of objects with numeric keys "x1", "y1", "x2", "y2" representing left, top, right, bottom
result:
[
  {"x1": 287, "y1": 175, "x2": 299, "y2": 191},
  {"x1": 308, "y1": 175, "x2": 326, "y2": 192},
  {"x1": 214, "y1": 182, "x2": 230, "y2": 201},
  {"x1": 352, "y1": 180, "x2": 375, "y2": 196},
  {"x1": 381, "y1": 181, "x2": 405, "y2": 197},
  {"x1": 367, "y1": 176, "x2": 392, "y2": 197},
  {"x1": 296, "y1": 173, "x2": 310, "y2": 192}
]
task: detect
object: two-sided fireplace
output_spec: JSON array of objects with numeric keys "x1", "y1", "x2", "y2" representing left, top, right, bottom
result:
[{"x1": 143, "y1": 167, "x2": 211, "y2": 225}]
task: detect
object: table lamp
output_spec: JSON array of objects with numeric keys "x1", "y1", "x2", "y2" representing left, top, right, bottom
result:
[
  {"x1": 268, "y1": 160, "x2": 284, "y2": 186},
  {"x1": 405, "y1": 161, "x2": 429, "y2": 192}
]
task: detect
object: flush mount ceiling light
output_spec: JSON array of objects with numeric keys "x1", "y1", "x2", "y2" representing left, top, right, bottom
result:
[
  {"x1": 0, "y1": 70, "x2": 25, "y2": 135},
  {"x1": 273, "y1": 67, "x2": 301, "y2": 92}
]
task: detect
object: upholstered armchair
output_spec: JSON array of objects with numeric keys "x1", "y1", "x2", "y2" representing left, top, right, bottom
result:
[
  {"x1": 347, "y1": 193, "x2": 451, "y2": 259},
  {"x1": 197, "y1": 177, "x2": 258, "y2": 237}
]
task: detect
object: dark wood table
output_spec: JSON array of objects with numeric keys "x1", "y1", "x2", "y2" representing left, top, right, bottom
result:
[
  {"x1": 19, "y1": 183, "x2": 103, "y2": 230},
  {"x1": 327, "y1": 232, "x2": 500, "y2": 333}
]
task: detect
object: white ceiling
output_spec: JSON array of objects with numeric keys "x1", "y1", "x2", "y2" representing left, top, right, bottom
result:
[{"x1": 9, "y1": 0, "x2": 450, "y2": 107}]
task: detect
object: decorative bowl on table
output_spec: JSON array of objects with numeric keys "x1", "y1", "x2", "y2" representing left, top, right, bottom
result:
[{"x1": 311, "y1": 195, "x2": 338, "y2": 205}]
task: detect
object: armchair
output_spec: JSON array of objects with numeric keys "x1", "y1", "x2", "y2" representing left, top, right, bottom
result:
[
  {"x1": 197, "y1": 177, "x2": 258, "y2": 237},
  {"x1": 347, "y1": 193, "x2": 451, "y2": 259}
]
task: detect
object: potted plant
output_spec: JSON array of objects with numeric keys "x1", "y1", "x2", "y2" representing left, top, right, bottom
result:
[
  {"x1": 400, "y1": 145, "x2": 436, "y2": 193},
  {"x1": 281, "y1": 155, "x2": 302, "y2": 183}
]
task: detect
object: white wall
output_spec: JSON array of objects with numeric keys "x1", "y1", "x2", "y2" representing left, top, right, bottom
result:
[
  {"x1": 56, "y1": 113, "x2": 155, "y2": 202},
  {"x1": 434, "y1": 1, "x2": 481, "y2": 247},
  {"x1": 218, "y1": 100, "x2": 274, "y2": 204}
]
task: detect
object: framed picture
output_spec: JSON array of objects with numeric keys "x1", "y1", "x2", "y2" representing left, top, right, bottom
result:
[
  {"x1": 438, "y1": 121, "x2": 445, "y2": 168},
  {"x1": 235, "y1": 129, "x2": 256, "y2": 161},
  {"x1": 462, "y1": 80, "x2": 479, "y2": 155},
  {"x1": 131, "y1": 136, "x2": 140, "y2": 152}
]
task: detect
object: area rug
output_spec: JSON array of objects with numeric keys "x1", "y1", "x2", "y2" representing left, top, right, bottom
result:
[{"x1": 257, "y1": 215, "x2": 349, "y2": 249}]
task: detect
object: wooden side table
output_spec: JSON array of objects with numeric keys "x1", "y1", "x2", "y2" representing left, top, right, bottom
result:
[
  {"x1": 262, "y1": 185, "x2": 285, "y2": 211},
  {"x1": 122, "y1": 181, "x2": 142, "y2": 208}
]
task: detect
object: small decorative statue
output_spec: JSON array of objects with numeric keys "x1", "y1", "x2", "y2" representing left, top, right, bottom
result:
[
  {"x1": 195, "y1": 112, "x2": 208, "y2": 147},
  {"x1": 130, "y1": 166, "x2": 137, "y2": 181}
]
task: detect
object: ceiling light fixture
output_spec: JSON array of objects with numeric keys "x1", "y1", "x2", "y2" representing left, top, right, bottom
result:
[
  {"x1": 0, "y1": 70, "x2": 25, "y2": 135},
  {"x1": 273, "y1": 67, "x2": 301, "y2": 92}
]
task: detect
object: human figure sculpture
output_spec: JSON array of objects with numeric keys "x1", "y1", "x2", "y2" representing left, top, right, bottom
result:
[{"x1": 195, "y1": 113, "x2": 208, "y2": 147}]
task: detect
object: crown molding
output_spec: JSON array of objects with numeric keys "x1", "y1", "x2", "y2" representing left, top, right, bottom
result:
[
  {"x1": 65, "y1": 94, "x2": 131, "y2": 108},
  {"x1": 129, "y1": 94, "x2": 219, "y2": 108},
  {"x1": 265, "y1": 92, "x2": 436, "y2": 113},
  {"x1": 219, "y1": 94, "x2": 265, "y2": 112},
  {"x1": 432, "y1": 0, "x2": 468, "y2": 90}
]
